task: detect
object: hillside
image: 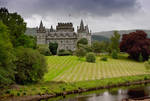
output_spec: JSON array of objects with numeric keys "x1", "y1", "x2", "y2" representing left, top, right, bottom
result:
[{"x1": 94, "y1": 29, "x2": 150, "y2": 38}]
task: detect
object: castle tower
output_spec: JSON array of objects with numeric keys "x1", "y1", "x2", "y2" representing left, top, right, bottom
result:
[
  {"x1": 37, "y1": 20, "x2": 46, "y2": 33},
  {"x1": 50, "y1": 25, "x2": 54, "y2": 32},
  {"x1": 36, "y1": 20, "x2": 47, "y2": 44},
  {"x1": 77, "y1": 19, "x2": 91, "y2": 45}
]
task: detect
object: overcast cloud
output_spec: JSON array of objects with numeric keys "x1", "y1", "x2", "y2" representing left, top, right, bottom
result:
[{"x1": 1, "y1": 0, "x2": 150, "y2": 32}]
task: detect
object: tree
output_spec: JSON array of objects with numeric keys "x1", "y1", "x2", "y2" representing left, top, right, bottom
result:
[
  {"x1": 86, "y1": 52, "x2": 96, "y2": 63},
  {"x1": 49, "y1": 42, "x2": 58, "y2": 55},
  {"x1": 110, "y1": 31, "x2": 120, "y2": 53},
  {"x1": 0, "y1": 21, "x2": 15, "y2": 86},
  {"x1": 0, "y1": 7, "x2": 26, "y2": 47},
  {"x1": 79, "y1": 44, "x2": 92, "y2": 53},
  {"x1": 15, "y1": 47, "x2": 47, "y2": 84},
  {"x1": 16, "y1": 34, "x2": 36, "y2": 49},
  {"x1": 76, "y1": 48, "x2": 87, "y2": 58},
  {"x1": 111, "y1": 50, "x2": 118, "y2": 59},
  {"x1": 77, "y1": 38, "x2": 88, "y2": 48},
  {"x1": 120, "y1": 30, "x2": 150, "y2": 61}
]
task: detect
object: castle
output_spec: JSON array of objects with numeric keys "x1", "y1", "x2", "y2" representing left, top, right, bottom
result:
[{"x1": 36, "y1": 20, "x2": 91, "y2": 51}]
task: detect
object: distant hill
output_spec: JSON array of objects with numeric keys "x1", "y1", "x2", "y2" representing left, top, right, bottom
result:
[
  {"x1": 25, "y1": 28, "x2": 37, "y2": 36},
  {"x1": 93, "y1": 29, "x2": 150, "y2": 38},
  {"x1": 25, "y1": 28, "x2": 150, "y2": 42},
  {"x1": 92, "y1": 35, "x2": 109, "y2": 42}
]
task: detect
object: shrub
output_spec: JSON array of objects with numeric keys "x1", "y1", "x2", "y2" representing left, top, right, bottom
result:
[
  {"x1": 15, "y1": 47, "x2": 47, "y2": 84},
  {"x1": 139, "y1": 53, "x2": 143, "y2": 62},
  {"x1": 58, "y1": 49, "x2": 72, "y2": 56},
  {"x1": 86, "y1": 52, "x2": 96, "y2": 63},
  {"x1": 100, "y1": 57, "x2": 107, "y2": 61},
  {"x1": 38, "y1": 46, "x2": 52, "y2": 56},
  {"x1": 145, "y1": 59, "x2": 150, "y2": 70},
  {"x1": 111, "y1": 50, "x2": 118, "y2": 59},
  {"x1": 76, "y1": 48, "x2": 87, "y2": 58}
]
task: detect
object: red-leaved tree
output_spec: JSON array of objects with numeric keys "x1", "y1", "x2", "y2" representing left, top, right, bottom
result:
[{"x1": 120, "y1": 30, "x2": 150, "y2": 61}]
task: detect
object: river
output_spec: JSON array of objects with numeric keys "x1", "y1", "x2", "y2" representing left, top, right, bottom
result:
[{"x1": 43, "y1": 84, "x2": 150, "y2": 101}]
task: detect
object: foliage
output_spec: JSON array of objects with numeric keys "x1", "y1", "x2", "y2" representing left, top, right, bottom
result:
[
  {"x1": 16, "y1": 34, "x2": 36, "y2": 49},
  {"x1": 75, "y1": 48, "x2": 87, "y2": 58},
  {"x1": 120, "y1": 30, "x2": 150, "y2": 61},
  {"x1": 139, "y1": 53, "x2": 143, "y2": 62},
  {"x1": 38, "y1": 46, "x2": 52, "y2": 56},
  {"x1": 49, "y1": 42, "x2": 58, "y2": 55},
  {"x1": 91, "y1": 41, "x2": 101, "y2": 54},
  {"x1": 111, "y1": 50, "x2": 118, "y2": 59},
  {"x1": 15, "y1": 47, "x2": 47, "y2": 84},
  {"x1": 110, "y1": 31, "x2": 120, "y2": 53},
  {"x1": 79, "y1": 44, "x2": 92, "y2": 53},
  {"x1": 100, "y1": 57, "x2": 108, "y2": 61},
  {"x1": 58, "y1": 49, "x2": 72, "y2": 56},
  {"x1": 77, "y1": 38, "x2": 88, "y2": 48},
  {"x1": 145, "y1": 58, "x2": 150, "y2": 70},
  {"x1": 0, "y1": 8, "x2": 26, "y2": 47},
  {"x1": 86, "y1": 52, "x2": 96, "y2": 63},
  {"x1": 0, "y1": 21, "x2": 16, "y2": 86}
]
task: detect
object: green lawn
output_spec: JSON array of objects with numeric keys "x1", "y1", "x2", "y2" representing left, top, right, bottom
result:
[{"x1": 44, "y1": 55, "x2": 147, "y2": 82}]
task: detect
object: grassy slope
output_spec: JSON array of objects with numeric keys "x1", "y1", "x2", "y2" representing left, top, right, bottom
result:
[{"x1": 44, "y1": 55, "x2": 147, "y2": 82}]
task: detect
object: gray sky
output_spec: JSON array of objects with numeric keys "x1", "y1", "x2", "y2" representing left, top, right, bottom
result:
[{"x1": 1, "y1": 0, "x2": 150, "y2": 32}]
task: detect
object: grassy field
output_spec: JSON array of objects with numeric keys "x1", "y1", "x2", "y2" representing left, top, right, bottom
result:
[{"x1": 44, "y1": 54, "x2": 147, "y2": 82}]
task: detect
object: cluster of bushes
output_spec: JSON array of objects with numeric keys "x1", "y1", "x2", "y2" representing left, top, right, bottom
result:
[
  {"x1": 100, "y1": 57, "x2": 107, "y2": 61},
  {"x1": 37, "y1": 45, "x2": 52, "y2": 56},
  {"x1": 76, "y1": 38, "x2": 96, "y2": 63},
  {"x1": 58, "y1": 49, "x2": 72, "y2": 56}
]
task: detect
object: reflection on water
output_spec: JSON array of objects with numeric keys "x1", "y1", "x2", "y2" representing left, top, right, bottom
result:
[{"x1": 43, "y1": 84, "x2": 150, "y2": 101}]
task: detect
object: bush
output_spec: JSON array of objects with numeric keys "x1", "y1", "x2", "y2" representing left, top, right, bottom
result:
[
  {"x1": 145, "y1": 59, "x2": 150, "y2": 70},
  {"x1": 15, "y1": 47, "x2": 47, "y2": 84},
  {"x1": 111, "y1": 50, "x2": 118, "y2": 59},
  {"x1": 100, "y1": 57, "x2": 107, "y2": 61},
  {"x1": 76, "y1": 48, "x2": 87, "y2": 58},
  {"x1": 139, "y1": 53, "x2": 143, "y2": 62},
  {"x1": 86, "y1": 52, "x2": 96, "y2": 63},
  {"x1": 58, "y1": 49, "x2": 72, "y2": 56},
  {"x1": 38, "y1": 46, "x2": 52, "y2": 56}
]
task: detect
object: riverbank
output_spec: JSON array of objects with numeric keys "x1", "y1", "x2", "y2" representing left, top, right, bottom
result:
[{"x1": 1, "y1": 74, "x2": 150, "y2": 101}]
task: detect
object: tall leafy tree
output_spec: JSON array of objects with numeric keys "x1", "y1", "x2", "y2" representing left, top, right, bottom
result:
[
  {"x1": 120, "y1": 30, "x2": 150, "y2": 61},
  {"x1": 110, "y1": 31, "x2": 120, "y2": 53},
  {"x1": 49, "y1": 42, "x2": 58, "y2": 55},
  {"x1": 0, "y1": 7, "x2": 26, "y2": 47},
  {"x1": 77, "y1": 38, "x2": 88, "y2": 48},
  {"x1": 0, "y1": 21, "x2": 15, "y2": 86}
]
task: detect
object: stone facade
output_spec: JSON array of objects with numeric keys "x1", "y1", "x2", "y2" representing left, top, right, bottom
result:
[{"x1": 36, "y1": 20, "x2": 91, "y2": 51}]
